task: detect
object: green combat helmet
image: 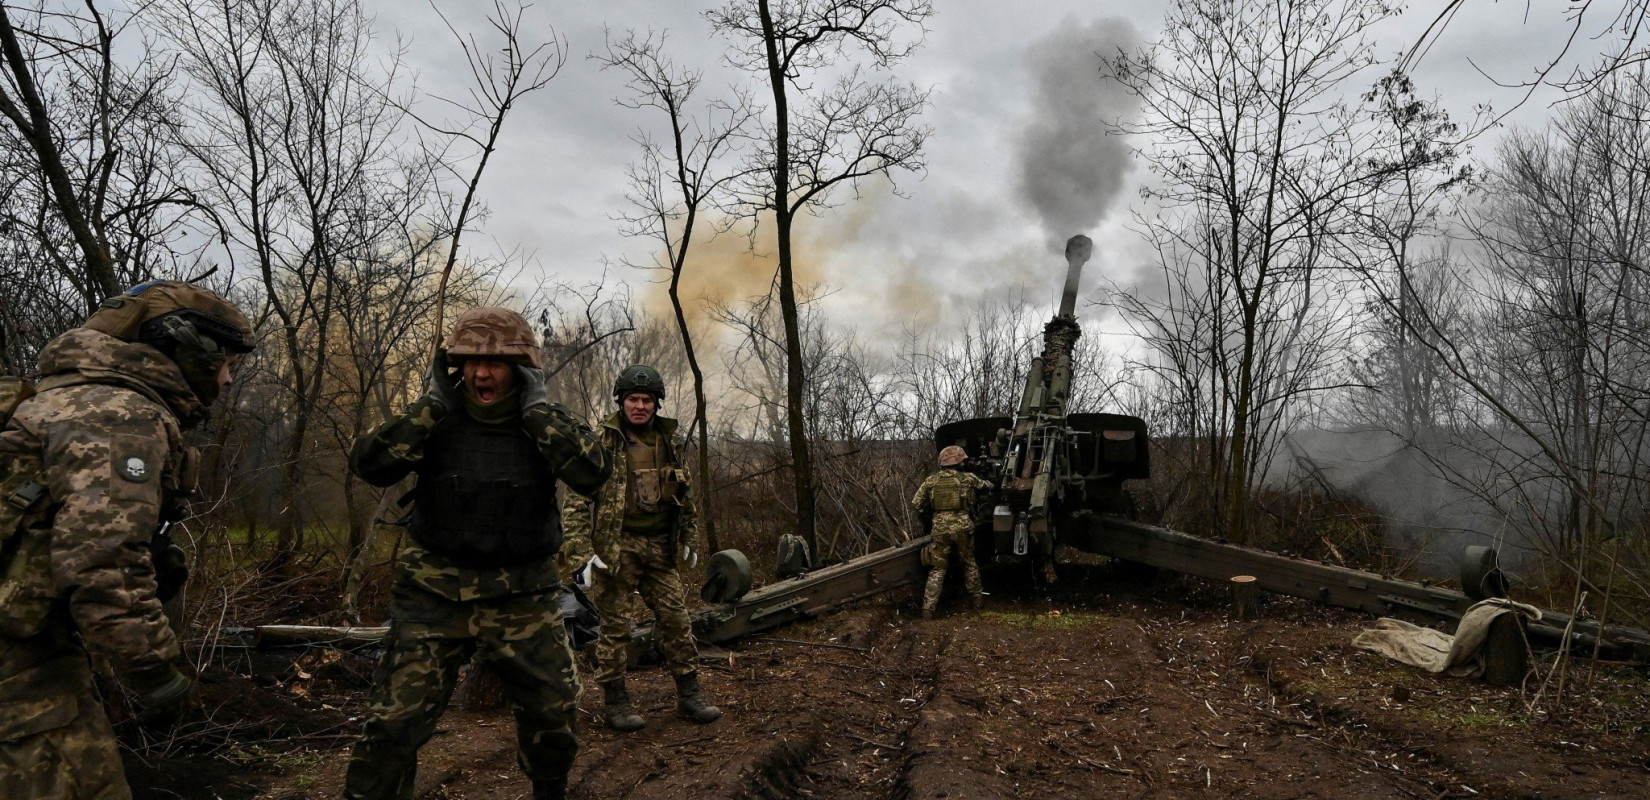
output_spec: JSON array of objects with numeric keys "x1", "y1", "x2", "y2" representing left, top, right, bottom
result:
[
  {"x1": 938, "y1": 445, "x2": 968, "y2": 467},
  {"x1": 445, "y1": 307, "x2": 543, "y2": 368},
  {"x1": 613, "y1": 364, "x2": 665, "y2": 403},
  {"x1": 84, "y1": 281, "x2": 255, "y2": 405}
]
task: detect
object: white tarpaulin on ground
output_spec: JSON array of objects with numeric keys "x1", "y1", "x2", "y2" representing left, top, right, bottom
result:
[{"x1": 1353, "y1": 599, "x2": 1542, "y2": 678}]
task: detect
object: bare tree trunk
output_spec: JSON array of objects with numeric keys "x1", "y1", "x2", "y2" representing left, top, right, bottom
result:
[{"x1": 758, "y1": 0, "x2": 818, "y2": 556}]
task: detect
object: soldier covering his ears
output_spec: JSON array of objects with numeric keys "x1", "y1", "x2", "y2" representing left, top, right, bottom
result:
[
  {"x1": 0, "y1": 281, "x2": 255, "y2": 800},
  {"x1": 343, "y1": 308, "x2": 611, "y2": 800},
  {"x1": 561, "y1": 364, "x2": 722, "y2": 732}
]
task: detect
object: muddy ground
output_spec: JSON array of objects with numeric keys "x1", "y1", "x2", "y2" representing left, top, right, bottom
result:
[{"x1": 126, "y1": 563, "x2": 1650, "y2": 799}]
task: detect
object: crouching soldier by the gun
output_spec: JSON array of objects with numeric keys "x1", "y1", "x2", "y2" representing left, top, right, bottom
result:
[
  {"x1": 342, "y1": 308, "x2": 611, "y2": 800},
  {"x1": 561, "y1": 365, "x2": 721, "y2": 732}
]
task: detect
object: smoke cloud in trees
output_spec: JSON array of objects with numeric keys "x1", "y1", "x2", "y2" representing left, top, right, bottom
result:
[{"x1": 1012, "y1": 17, "x2": 1141, "y2": 246}]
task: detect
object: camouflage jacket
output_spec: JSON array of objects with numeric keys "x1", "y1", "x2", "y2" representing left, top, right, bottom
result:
[
  {"x1": 912, "y1": 468, "x2": 993, "y2": 517},
  {"x1": 560, "y1": 412, "x2": 699, "y2": 572},
  {"x1": 349, "y1": 394, "x2": 611, "y2": 601},
  {"x1": 0, "y1": 328, "x2": 204, "y2": 674}
]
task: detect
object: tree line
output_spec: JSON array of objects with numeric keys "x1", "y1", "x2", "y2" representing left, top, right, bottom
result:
[{"x1": 2, "y1": 0, "x2": 1648, "y2": 640}]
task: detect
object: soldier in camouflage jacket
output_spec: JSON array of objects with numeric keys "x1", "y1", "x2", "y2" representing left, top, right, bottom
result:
[
  {"x1": 561, "y1": 364, "x2": 721, "y2": 732},
  {"x1": 343, "y1": 308, "x2": 610, "y2": 800},
  {"x1": 912, "y1": 446, "x2": 995, "y2": 619},
  {"x1": 0, "y1": 282, "x2": 254, "y2": 800}
]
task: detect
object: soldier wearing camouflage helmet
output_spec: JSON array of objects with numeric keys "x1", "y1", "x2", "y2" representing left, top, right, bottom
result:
[
  {"x1": 561, "y1": 364, "x2": 722, "y2": 731},
  {"x1": 911, "y1": 445, "x2": 995, "y2": 619},
  {"x1": 0, "y1": 281, "x2": 255, "y2": 800},
  {"x1": 343, "y1": 308, "x2": 612, "y2": 800}
]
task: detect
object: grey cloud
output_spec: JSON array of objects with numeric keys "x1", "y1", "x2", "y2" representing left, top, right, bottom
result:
[{"x1": 1012, "y1": 17, "x2": 1141, "y2": 246}]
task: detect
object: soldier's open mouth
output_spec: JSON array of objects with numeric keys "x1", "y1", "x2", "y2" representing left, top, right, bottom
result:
[{"x1": 476, "y1": 386, "x2": 498, "y2": 404}]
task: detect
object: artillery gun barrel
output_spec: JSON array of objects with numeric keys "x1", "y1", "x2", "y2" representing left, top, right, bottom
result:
[{"x1": 1058, "y1": 234, "x2": 1093, "y2": 317}]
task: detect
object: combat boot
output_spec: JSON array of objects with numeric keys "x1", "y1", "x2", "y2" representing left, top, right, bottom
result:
[
  {"x1": 532, "y1": 778, "x2": 567, "y2": 800},
  {"x1": 969, "y1": 594, "x2": 984, "y2": 610},
  {"x1": 601, "y1": 679, "x2": 645, "y2": 732},
  {"x1": 920, "y1": 607, "x2": 934, "y2": 620},
  {"x1": 674, "y1": 671, "x2": 723, "y2": 723}
]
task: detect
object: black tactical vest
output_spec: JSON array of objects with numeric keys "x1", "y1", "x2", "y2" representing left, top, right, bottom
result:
[{"x1": 408, "y1": 412, "x2": 561, "y2": 566}]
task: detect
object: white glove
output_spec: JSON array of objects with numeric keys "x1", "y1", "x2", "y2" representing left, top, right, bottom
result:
[
  {"x1": 680, "y1": 545, "x2": 698, "y2": 569},
  {"x1": 589, "y1": 553, "x2": 608, "y2": 572},
  {"x1": 573, "y1": 563, "x2": 592, "y2": 590}
]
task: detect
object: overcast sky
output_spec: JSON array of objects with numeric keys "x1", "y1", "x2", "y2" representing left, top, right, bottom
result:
[{"x1": 356, "y1": 1, "x2": 1615, "y2": 344}]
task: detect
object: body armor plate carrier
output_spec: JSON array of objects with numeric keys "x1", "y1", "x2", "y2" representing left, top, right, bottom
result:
[{"x1": 409, "y1": 413, "x2": 561, "y2": 566}]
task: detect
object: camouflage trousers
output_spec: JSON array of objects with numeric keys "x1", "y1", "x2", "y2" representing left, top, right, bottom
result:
[
  {"x1": 0, "y1": 628, "x2": 129, "y2": 800},
  {"x1": 923, "y1": 512, "x2": 983, "y2": 612},
  {"x1": 590, "y1": 533, "x2": 697, "y2": 685},
  {"x1": 343, "y1": 579, "x2": 581, "y2": 800}
]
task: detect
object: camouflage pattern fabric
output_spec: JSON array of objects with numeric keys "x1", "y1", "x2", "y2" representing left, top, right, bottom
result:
[
  {"x1": 559, "y1": 412, "x2": 698, "y2": 573},
  {"x1": 562, "y1": 412, "x2": 700, "y2": 684},
  {"x1": 443, "y1": 307, "x2": 543, "y2": 369},
  {"x1": 587, "y1": 533, "x2": 698, "y2": 684},
  {"x1": 344, "y1": 379, "x2": 608, "y2": 798},
  {"x1": 343, "y1": 578, "x2": 580, "y2": 800},
  {"x1": 921, "y1": 512, "x2": 984, "y2": 612},
  {"x1": 0, "y1": 328, "x2": 204, "y2": 799},
  {"x1": 912, "y1": 468, "x2": 993, "y2": 612},
  {"x1": 0, "y1": 654, "x2": 129, "y2": 800}
]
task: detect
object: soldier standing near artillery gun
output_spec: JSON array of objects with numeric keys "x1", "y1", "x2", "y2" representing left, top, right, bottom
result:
[
  {"x1": 343, "y1": 308, "x2": 611, "y2": 800},
  {"x1": 0, "y1": 282, "x2": 255, "y2": 800},
  {"x1": 561, "y1": 364, "x2": 722, "y2": 732},
  {"x1": 912, "y1": 446, "x2": 995, "y2": 619}
]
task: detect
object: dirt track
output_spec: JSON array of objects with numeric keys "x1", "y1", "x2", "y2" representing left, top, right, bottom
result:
[{"x1": 131, "y1": 563, "x2": 1650, "y2": 799}]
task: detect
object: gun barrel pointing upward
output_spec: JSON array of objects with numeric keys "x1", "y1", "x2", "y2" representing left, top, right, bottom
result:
[{"x1": 1059, "y1": 234, "x2": 1093, "y2": 317}]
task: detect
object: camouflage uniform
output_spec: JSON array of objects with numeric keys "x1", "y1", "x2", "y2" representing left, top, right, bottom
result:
[
  {"x1": 561, "y1": 412, "x2": 700, "y2": 686},
  {"x1": 0, "y1": 328, "x2": 205, "y2": 800},
  {"x1": 343, "y1": 311, "x2": 610, "y2": 800},
  {"x1": 912, "y1": 468, "x2": 993, "y2": 614}
]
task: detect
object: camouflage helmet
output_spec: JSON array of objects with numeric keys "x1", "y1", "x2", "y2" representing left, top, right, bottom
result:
[
  {"x1": 938, "y1": 445, "x2": 969, "y2": 467},
  {"x1": 614, "y1": 364, "x2": 666, "y2": 403},
  {"x1": 85, "y1": 280, "x2": 255, "y2": 352},
  {"x1": 84, "y1": 280, "x2": 256, "y2": 405},
  {"x1": 444, "y1": 307, "x2": 543, "y2": 369}
]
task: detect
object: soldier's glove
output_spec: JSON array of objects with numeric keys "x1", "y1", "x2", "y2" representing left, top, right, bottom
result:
[
  {"x1": 573, "y1": 562, "x2": 593, "y2": 590},
  {"x1": 588, "y1": 553, "x2": 608, "y2": 572},
  {"x1": 422, "y1": 348, "x2": 464, "y2": 413},
  {"x1": 151, "y1": 540, "x2": 189, "y2": 602},
  {"x1": 517, "y1": 364, "x2": 550, "y2": 413},
  {"x1": 680, "y1": 545, "x2": 698, "y2": 569},
  {"x1": 125, "y1": 663, "x2": 195, "y2": 729}
]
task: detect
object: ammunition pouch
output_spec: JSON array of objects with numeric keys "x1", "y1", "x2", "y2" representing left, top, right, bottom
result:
[
  {"x1": 630, "y1": 467, "x2": 682, "y2": 514},
  {"x1": 919, "y1": 542, "x2": 933, "y2": 568}
]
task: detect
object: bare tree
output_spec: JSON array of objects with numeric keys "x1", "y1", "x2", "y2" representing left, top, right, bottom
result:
[
  {"x1": 596, "y1": 28, "x2": 753, "y2": 552},
  {"x1": 1107, "y1": 0, "x2": 1406, "y2": 543},
  {"x1": 706, "y1": 0, "x2": 933, "y2": 558},
  {"x1": 418, "y1": 0, "x2": 566, "y2": 355}
]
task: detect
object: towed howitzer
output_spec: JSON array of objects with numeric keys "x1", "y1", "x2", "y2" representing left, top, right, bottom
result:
[{"x1": 935, "y1": 235, "x2": 1150, "y2": 567}]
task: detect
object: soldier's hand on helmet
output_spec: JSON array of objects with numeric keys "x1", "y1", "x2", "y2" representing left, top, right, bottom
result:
[
  {"x1": 680, "y1": 544, "x2": 699, "y2": 569},
  {"x1": 422, "y1": 348, "x2": 463, "y2": 412},
  {"x1": 125, "y1": 663, "x2": 198, "y2": 729}
]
